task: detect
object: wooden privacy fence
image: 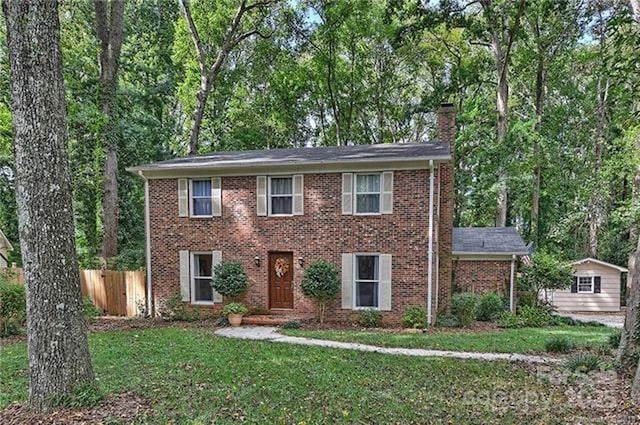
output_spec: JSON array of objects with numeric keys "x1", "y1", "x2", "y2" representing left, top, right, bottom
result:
[{"x1": 1, "y1": 267, "x2": 145, "y2": 317}]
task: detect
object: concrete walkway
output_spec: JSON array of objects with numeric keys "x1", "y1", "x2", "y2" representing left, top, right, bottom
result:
[{"x1": 215, "y1": 326, "x2": 560, "y2": 364}]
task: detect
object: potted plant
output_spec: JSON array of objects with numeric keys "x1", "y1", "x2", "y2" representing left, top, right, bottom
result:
[{"x1": 222, "y1": 302, "x2": 248, "y2": 327}]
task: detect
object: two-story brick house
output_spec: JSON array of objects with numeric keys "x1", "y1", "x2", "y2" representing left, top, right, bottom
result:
[{"x1": 130, "y1": 104, "x2": 525, "y2": 324}]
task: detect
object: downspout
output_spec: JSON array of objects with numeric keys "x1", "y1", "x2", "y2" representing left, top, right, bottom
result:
[
  {"x1": 140, "y1": 171, "x2": 153, "y2": 317},
  {"x1": 427, "y1": 160, "x2": 435, "y2": 325},
  {"x1": 509, "y1": 254, "x2": 516, "y2": 313}
]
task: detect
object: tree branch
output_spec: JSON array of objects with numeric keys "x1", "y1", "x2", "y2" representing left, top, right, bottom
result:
[{"x1": 179, "y1": 0, "x2": 207, "y2": 74}]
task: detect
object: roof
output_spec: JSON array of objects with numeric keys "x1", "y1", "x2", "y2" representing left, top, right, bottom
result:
[
  {"x1": 571, "y1": 258, "x2": 628, "y2": 273},
  {"x1": 452, "y1": 227, "x2": 528, "y2": 256},
  {"x1": 0, "y1": 229, "x2": 13, "y2": 251},
  {"x1": 128, "y1": 142, "x2": 450, "y2": 174}
]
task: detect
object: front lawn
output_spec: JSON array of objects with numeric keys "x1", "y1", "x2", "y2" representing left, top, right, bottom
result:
[
  {"x1": 0, "y1": 326, "x2": 578, "y2": 424},
  {"x1": 280, "y1": 325, "x2": 614, "y2": 354}
]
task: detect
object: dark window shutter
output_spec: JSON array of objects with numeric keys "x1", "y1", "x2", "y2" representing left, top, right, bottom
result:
[
  {"x1": 571, "y1": 276, "x2": 577, "y2": 293},
  {"x1": 594, "y1": 276, "x2": 601, "y2": 293}
]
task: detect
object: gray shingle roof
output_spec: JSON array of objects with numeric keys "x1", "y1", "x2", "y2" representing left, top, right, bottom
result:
[
  {"x1": 453, "y1": 227, "x2": 528, "y2": 255},
  {"x1": 129, "y1": 142, "x2": 450, "y2": 172}
]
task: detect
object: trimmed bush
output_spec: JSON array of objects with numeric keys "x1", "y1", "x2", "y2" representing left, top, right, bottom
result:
[
  {"x1": 211, "y1": 261, "x2": 249, "y2": 299},
  {"x1": 545, "y1": 336, "x2": 574, "y2": 353},
  {"x1": 475, "y1": 292, "x2": 505, "y2": 321},
  {"x1": 222, "y1": 302, "x2": 248, "y2": 316},
  {"x1": 608, "y1": 329, "x2": 622, "y2": 349},
  {"x1": 281, "y1": 320, "x2": 302, "y2": 329},
  {"x1": 357, "y1": 309, "x2": 382, "y2": 328},
  {"x1": 435, "y1": 315, "x2": 459, "y2": 328},
  {"x1": 0, "y1": 280, "x2": 26, "y2": 337},
  {"x1": 497, "y1": 306, "x2": 559, "y2": 329},
  {"x1": 565, "y1": 354, "x2": 602, "y2": 373},
  {"x1": 401, "y1": 305, "x2": 427, "y2": 329},
  {"x1": 451, "y1": 292, "x2": 479, "y2": 327},
  {"x1": 300, "y1": 260, "x2": 340, "y2": 323}
]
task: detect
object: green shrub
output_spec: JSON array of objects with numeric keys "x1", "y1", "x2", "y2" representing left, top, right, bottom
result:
[
  {"x1": 545, "y1": 336, "x2": 574, "y2": 353},
  {"x1": 0, "y1": 281, "x2": 26, "y2": 337},
  {"x1": 211, "y1": 261, "x2": 249, "y2": 299},
  {"x1": 519, "y1": 305, "x2": 557, "y2": 327},
  {"x1": 435, "y1": 315, "x2": 459, "y2": 328},
  {"x1": 566, "y1": 354, "x2": 602, "y2": 373},
  {"x1": 451, "y1": 292, "x2": 479, "y2": 327},
  {"x1": 401, "y1": 305, "x2": 428, "y2": 329},
  {"x1": 497, "y1": 311, "x2": 524, "y2": 328},
  {"x1": 300, "y1": 260, "x2": 340, "y2": 323},
  {"x1": 83, "y1": 297, "x2": 102, "y2": 321},
  {"x1": 357, "y1": 309, "x2": 382, "y2": 328},
  {"x1": 475, "y1": 292, "x2": 505, "y2": 321},
  {"x1": 609, "y1": 329, "x2": 622, "y2": 348},
  {"x1": 159, "y1": 291, "x2": 201, "y2": 321},
  {"x1": 222, "y1": 302, "x2": 248, "y2": 316},
  {"x1": 516, "y1": 291, "x2": 538, "y2": 308},
  {"x1": 281, "y1": 320, "x2": 302, "y2": 329}
]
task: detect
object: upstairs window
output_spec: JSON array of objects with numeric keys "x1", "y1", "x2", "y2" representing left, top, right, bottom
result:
[
  {"x1": 355, "y1": 174, "x2": 381, "y2": 214},
  {"x1": 354, "y1": 255, "x2": 380, "y2": 308},
  {"x1": 191, "y1": 180, "x2": 212, "y2": 216},
  {"x1": 269, "y1": 177, "x2": 293, "y2": 215}
]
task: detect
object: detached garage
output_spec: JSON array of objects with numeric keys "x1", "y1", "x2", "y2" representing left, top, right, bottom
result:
[{"x1": 547, "y1": 258, "x2": 628, "y2": 312}]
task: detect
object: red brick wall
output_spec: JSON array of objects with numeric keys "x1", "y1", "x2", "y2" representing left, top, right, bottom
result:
[
  {"x1": 453, "y1": 259, "x2": 512, "y2": 295},
  {"x1": 148, "y1": 169, "x2": 445, "y2": 324}
]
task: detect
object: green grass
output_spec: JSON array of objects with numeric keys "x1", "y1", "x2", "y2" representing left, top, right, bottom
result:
[
  {"x1": 0, "y1": 327, "x2": 577, "y2": 423},
  {"x1": 281, "y1": 325, "x2": 614, "y2": 354}
]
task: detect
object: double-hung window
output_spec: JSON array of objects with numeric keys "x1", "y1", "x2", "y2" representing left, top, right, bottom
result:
[
  {"x1": 578, "y1": 276, "x2": 594, "y2": 293},
  {"x1": 354, "y1": 255, "x2": 380, "y2": 308},
  {"x1": 355, "y1": 174, "x2": 381, "y2": 214},
  {"x1": 191, "y1": 180, "x2": 212, "y2": 217},
  {"x1": 269, "y1": 177, "x2": 293, "y2": 215},
  {"x1": 192, "y1": 253, "x2": 213, "y2": 303}
]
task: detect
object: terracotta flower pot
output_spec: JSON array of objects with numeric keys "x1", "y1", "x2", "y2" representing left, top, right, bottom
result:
[{"x1": 228, "y1": 313, "x2": 243, "y2": 327}]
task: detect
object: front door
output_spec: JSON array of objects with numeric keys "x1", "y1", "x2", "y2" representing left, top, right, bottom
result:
[{"x1": 269, "y1": 252, "x2": 294, "y2": 309}]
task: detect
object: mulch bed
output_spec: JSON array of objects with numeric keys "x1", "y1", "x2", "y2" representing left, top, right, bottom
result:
[
  {"x1": 0, "y1": 392, "x2": 151, "y2": 425},
  {"x1": 297, "y1": 319, "x2": 502, "y2": 334}
]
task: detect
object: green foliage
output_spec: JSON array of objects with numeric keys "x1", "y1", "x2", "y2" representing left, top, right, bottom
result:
[
  {"x1": 0, "y1": 279, "x2": 25, "y2": 337},
  {"x1": 211, "y1": 261, "x2": 248, "y2": 299},
  {"x1": 475, "y1": 292, "x2": 505, "y2": 322},
  {"x1": 565, "y1": 354, "x2": 602, "y2": 374},
  {"x1": 497, "y1": 306, "x2": 562, "y2": 329},
  {"x1": 300, "y1": 260, "x2": 340, "y2": 323},
  {"x1": 451, "y1": 293, "x2": 479, "y2": 327},
  {"x1": 519, "y1": 252, "x2": 573, "y2": 303},
  {"x1": 401, "y1": 305, "x2": 428, "y2": 329},
  {"x1": 496, "y1": 311, "x2": 523, "y2": 329},
  {"x1": 49, "y1": 383, "x2": 103, "y2": 409},
  {"x1": 357, "y1": 309, "x2": 382, "y2": 328},
  {"x1": 608, "y1": 329, "x2": 622, "y2": 349},
  {"x1": 160, "y1": 291, "x2": 200, "y2": 322},
  {"x1": 545, "y1": 337, "x2": 574, "y2": 353},
  {"x1": 82, "y1": 297, "x2": 102, "y2": 321},
  {"x1": 435, "y1": 315, "x2": 459, "y2": 328},
  {"x1": 222, "y1": 302, "x2": 248, "y2": 316},
  {"x1": 280, "y1": 320, "x2": 302, "y2": 330}
]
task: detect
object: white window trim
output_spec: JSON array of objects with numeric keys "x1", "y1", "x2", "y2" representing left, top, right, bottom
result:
[
  {"x1": 577, "y1": 275, "x2": 595, "y2": 294},
  {"x1": 353, "y1": 253, "x2": 381, "y2": 309},
  {"x1": 353, "y1": 173, "x2": 382, "y2": 216},
  {"x1": 190, "y1": 179, "x2": 213, "y2": 218},
  {"x1": 268, "y1": 176, "x2": 294, "y2": 217},
  {"x1": 191, "y1": 251, "x2": 214, "y2": 305}
]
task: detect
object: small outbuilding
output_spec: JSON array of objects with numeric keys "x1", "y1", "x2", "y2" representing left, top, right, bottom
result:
[
  {"x1": 452, "y1": 227, "x2": 529, "y2": 312},
  {"x1": 0, "y1": 229, "x2": 13, "y2": 268},
  {"x1": 547, "y1": 258, "x2": 628, "y2": 312}
]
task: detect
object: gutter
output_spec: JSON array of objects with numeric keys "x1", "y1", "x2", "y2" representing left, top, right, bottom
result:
[
  {"x1": 427, "y1": 160, "x2": 435, "y2": 325},
  {"x1": 140, "y1": 171, "x2": 153, "y2": 317}
]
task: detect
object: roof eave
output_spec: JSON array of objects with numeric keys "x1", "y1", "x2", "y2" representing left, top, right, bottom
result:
[
  {"x1": 453, "y1": 251, "x2": 528, "y2": 256},
  {"x1": 571, "y1": 257, "x2": 628, "y2": 272}
]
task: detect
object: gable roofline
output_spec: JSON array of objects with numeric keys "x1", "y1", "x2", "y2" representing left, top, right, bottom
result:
[
  {"x1": 127, "y1": 142, "x2": 451, "y2": 177},
  {"x1": 571, "y1": 257, "x2": 628, "y2": 273},
  {"x1": 0, "y1": 229, "x2": 13, "y2": 251}
]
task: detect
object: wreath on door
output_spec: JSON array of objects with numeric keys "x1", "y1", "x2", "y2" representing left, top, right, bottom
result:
[{"x1": 274, "y1": 257, "x2": 290, "y2": 278}]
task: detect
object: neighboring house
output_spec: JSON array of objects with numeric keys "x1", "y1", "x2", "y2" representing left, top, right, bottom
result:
[
  {"x1": 452, "y1": 227, "x2": 528, "y2": 311},
  {"x1": 0, "y1": 229, "x2": 13, "y2": 268},
  {"x1": 547, "y1": 258, "x2": 628, "y2": 312},
  {"x1": 130, "y1": 104, "x2": 524, "y2": 324}
]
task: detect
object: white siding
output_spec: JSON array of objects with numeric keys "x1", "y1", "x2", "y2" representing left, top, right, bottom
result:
[
  {"x1": 0, "y1": 247, "x2": 7, "y2": 268},
  {"x1": 547, "y1": 262, "x2": 622, "y2": 312}
]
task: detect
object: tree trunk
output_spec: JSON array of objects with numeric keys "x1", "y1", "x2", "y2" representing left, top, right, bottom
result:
[
  {"x1": 531, "y1": 21, "x2": 545, "y2": 244},
  {"x1": 3, "y1": 0, "x2": 95, "y2": 411},
  {"x1": 494, "y1": 34, "x2": 509, "y2": 227},
  {"x1": 188, "y1": 75, "x2": 211, "y2": 155},
  {"x1": 95, "y1": 0, "x2": 125, "y2": 260}
]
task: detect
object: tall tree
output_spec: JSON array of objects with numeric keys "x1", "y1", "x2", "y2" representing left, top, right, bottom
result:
[
  {"x1": 480, "y1": 0, "x2": 525, "y2": 226},
  {"x1": 2, "y1": 0, "x2": 95, "y2": 411},
  {"x1": 95, "y1": 0, "x2": 125, "y2": 259},
  {"x1": 179, "y1": 0, "x2": 276, "y2": 155}
]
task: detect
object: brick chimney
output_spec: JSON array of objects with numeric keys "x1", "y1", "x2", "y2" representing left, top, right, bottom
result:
[{"x1": 436, "y1": 102, "x2": 456, "y2": 315}]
